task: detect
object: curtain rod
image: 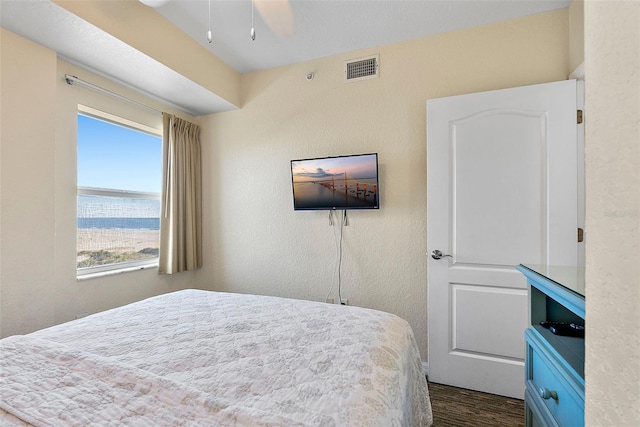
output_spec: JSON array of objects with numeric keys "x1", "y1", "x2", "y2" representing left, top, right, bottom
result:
[{"x1": 64, "y1": 74, "x2": 162, "y2": 116}]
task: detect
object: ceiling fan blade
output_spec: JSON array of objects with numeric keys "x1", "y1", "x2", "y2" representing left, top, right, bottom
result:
[
  {"x1": 255, "y1": 0, "x2": 294, "y2": 37},
  {"x1": 138, "y1": 0, "x2": 171, "y2": 7}
]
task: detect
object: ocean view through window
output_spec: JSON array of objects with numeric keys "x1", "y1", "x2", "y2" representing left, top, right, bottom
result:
[{"x1": 77, "y1": 110, "x2": 162, "y2": 276}]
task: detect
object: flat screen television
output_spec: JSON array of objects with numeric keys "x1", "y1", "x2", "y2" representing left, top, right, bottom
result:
[{"x1": 290, "y1": 153, "x2": 379, "y2": 210}]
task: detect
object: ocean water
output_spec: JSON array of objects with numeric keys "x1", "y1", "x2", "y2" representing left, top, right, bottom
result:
[
  {"x1": 292, "y1": 179, "x2": 378, "y2": 209},
  {"x1": 78, "y1": 195, "x2": 160, "y2": 230},
  {"x1": 77, "y1": 217, "x2": 160, "y2": 230}
]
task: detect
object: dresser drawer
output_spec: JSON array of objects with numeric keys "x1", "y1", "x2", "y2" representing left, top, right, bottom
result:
[
  {"x1": 525, "y1": 387, "x2": 558, "y2": 427},
  {"x1": 525, "y1": 329, "x2": 584, "y2": 427}
]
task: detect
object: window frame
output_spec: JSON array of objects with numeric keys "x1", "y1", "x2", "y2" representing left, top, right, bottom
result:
[{"x1": 76, "y1": 106, "x2": 162, "y2": 278}]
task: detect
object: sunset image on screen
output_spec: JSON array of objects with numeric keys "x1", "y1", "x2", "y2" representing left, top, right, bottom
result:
[{"x1": 291, "y1": 154, "x2": 379, "y2": 210}]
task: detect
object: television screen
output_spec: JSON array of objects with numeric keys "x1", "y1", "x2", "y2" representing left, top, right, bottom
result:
[{"x1": 291, "y1": 153, "x2": 379, "y2": 210}]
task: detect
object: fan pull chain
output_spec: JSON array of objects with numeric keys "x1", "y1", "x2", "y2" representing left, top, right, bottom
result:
[
  {"x1": 207, "y1": 0, "x2": 212, "y2": 43},
  {"x1": 250, "y1": 0, "x2": 256, "y2": 41}
]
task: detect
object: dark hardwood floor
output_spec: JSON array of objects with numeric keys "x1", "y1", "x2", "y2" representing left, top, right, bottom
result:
[{"x1": 428, "y1": 382, "x2": 525, "y2": 427}]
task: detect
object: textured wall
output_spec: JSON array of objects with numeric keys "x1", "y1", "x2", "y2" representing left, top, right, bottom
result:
[
  {"x1": 197, "y1": 10, "x2": 570, "y2": 359},
  {"x1": 584, "y1": 1, "x2": 640, "y2": 424},
  {"x1": 1, "y1": 29, "x2": 58, "y2": 335},
  {"x1": 0, "y1": 29, "x2": 196, "y2": 338},
  {"x1": 569, "y1": 0, "x2": 585, "y2": 73}
]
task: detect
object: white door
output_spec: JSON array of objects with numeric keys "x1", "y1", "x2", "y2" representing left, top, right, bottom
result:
[{"x1": 426, "y1": 80, "x2": 578, "y2": 398}]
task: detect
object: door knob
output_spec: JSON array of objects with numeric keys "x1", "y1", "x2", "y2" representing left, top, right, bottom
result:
[{"x1": 431, "y1": 250, "x2": 452, "y2": 260}]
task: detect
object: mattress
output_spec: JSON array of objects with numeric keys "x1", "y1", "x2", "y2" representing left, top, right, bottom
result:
[{"x1": 1, "y1": 289, "x2": 432, "y2": 426}]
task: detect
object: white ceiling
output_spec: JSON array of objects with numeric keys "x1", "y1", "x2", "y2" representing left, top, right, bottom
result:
[
  {"x1": 153, "y1": 0, "x2": 571, "y2": 74},
  {"x1": 0, "y1": 0, "x2": 571, "y2": 116}
]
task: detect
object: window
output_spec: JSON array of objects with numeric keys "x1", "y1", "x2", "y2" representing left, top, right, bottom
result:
[{"x1": 77, "y1": 108, "x2": 162, "y2": 277}]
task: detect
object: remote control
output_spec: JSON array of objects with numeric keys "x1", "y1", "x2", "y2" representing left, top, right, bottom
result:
[
  {"x1": 539, "y1": 321, "x2": 570, "y2": 329},
  {"x1": 549, "y1": 323, "x2": 585, "y2": 338}
]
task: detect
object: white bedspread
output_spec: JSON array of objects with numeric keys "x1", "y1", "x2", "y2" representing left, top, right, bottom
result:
[
  {"x1": 1, "y1": 289, "x2": 432, "y2": 426},
  {"x1": 1, "y1": 336, "x2": 302, "y2": 426}
]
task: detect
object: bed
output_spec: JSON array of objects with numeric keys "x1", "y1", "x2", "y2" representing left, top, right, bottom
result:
[{"x1": 1, "y1": 289, "x2": 432, "y2": 426}]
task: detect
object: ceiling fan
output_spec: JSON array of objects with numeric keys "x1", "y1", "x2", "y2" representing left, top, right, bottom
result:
[{"x1": 139, "y1": 0, "x2": 293, "y2": 42}]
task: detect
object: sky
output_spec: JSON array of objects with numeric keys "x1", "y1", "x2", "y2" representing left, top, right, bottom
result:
[
  {"x1": 291, "y1": 153, "x2": 378, "y2": 183},
  {"x1": 77, "y1": 114, "x2": 162, "y2": 193}
]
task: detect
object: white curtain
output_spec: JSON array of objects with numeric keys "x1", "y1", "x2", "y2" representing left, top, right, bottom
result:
[{"x1": 159, "y1": 113, "x2": 202, "y2": 274}]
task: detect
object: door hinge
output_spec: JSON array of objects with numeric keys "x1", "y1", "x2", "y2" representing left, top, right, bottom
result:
[
  {"x1": 577, "y1": 110, "x2": 583, "y2": 124},
  {"x1": 578, "y1": 228, "x2": 584, "y2": 243}
]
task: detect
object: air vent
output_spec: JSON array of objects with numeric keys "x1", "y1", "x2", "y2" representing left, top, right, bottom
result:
[{"x1": 344, "y1": 54, "x2": 379, "y2": 82}]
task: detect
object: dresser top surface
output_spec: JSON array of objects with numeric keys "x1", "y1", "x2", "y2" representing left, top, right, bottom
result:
[{"x1": 519, "y1": 264, "x2": 585, "y2": 298}]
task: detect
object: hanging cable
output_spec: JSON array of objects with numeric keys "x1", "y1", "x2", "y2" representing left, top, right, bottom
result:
[
  {"x1": 325, "y1": 211, "x2": 337, "y2": 302},
  {"x1": 324, "y1": 210, "x2": 348, "y2": 305},
  {"x1": 337, "y1": 210, "x2": 346, "y2": 304}
]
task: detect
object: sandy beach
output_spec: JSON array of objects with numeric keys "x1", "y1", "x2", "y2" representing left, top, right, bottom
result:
[{"x1": 77, "y1": 228, "x2": 159, "y2": 253}]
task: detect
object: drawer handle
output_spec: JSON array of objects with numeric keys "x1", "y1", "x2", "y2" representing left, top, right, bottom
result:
[{"x1": 539, "y1": 387, "x2": 558, "y2": 401}]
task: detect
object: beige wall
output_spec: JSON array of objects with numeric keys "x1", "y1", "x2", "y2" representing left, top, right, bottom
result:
[
  {"x1": 197, "y1": 9, "x2": 570, "y2": 358},
  {"x1": 1, "y1": 29, "x2": 58, "y2": 335},
  {"x1": 584, "y1": 1, "x2": 640, "y2": 425},
  {"x1": 0, "y1": 29, "x2": 196, "y2": 338},
  {"x1": 569, "y1": 0, "x2": 585, "y2": 73}
]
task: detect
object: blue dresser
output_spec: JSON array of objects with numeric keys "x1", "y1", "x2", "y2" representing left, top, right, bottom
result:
[{"x1": 516, "y1": 264, "x2": 585, "y2": 427}]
